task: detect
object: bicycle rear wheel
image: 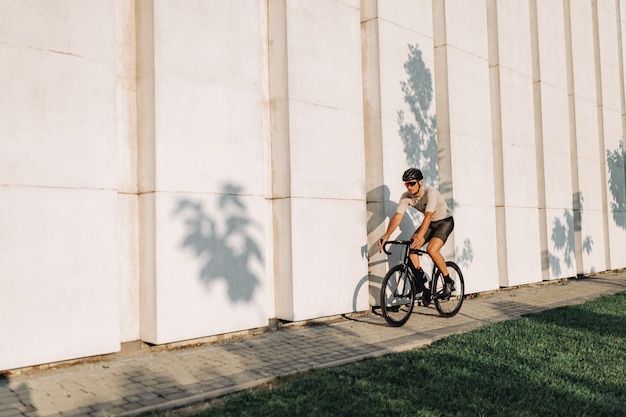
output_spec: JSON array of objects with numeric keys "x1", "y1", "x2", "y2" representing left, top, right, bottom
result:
[
  {"x1": 380, "y1": 265, "x2": 415, "y2": 327},
  {"x1": 432, "y1": 261, "x2": 464, "y2": 317}
]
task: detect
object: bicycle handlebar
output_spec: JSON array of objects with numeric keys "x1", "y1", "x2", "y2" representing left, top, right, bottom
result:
[{"x1": 380, "y1": 239, "x2": 427, "y2": 256}]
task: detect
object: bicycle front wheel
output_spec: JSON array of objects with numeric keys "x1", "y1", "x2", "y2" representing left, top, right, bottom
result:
[
  {"x1": 432, "y1": 261, "x2": 465, "y2": 317},
  {"x1": 380, "y1": 265, "x2": 416, "y2": 327}
]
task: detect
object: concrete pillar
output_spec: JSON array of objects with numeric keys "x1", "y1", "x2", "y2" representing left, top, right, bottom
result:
[
  {"x1": 362, "y1": 0, "x2": 438, "y2": 304},
  {"x1": 434, "y1": 0, "x2": 500, "y2": 293},
  {"x1": 137, "y1": 1, "x2": 272, "y2": 344},
  {"x1": 565, "y1": 0, "x2": 607, "y2": 274},
  {"x1": 115, "y1": 0, "x2": 140, "y2": 343},
  {"x1": 617, "y1": 0, "x2": 626, "y2": 266},
  {"x1": 596, "y1": 0, "x2": 626, "y2": 269},
  {"x1": 270, "y1": 0, "x2": 369, "y2": 320},
  {"x1": 530, "y1": 0, "x2": 576, "y2": 280},
  {"x1": 488, "y1": 0, "x2": 542, "y2": 286}
]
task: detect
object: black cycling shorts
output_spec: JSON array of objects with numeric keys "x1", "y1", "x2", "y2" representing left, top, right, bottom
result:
[{"x1": 419, "y1": 216, "x2": 454, "y2": 244}]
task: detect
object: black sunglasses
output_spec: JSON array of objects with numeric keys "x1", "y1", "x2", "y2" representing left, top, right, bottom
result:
[{"x1": 404, "y1": 181, "x2": 418, "y2": 187}]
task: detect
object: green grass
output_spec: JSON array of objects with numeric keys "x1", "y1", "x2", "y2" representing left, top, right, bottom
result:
[{"x1": 149, "y1": 292, "x2": 626, "y2": 417}]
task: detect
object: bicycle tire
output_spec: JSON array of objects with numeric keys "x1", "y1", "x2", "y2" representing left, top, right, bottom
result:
[
  {"x1": 380, "y1": 264, "x2": 416, "y2": 327},
  {"x1": 432, "y1": 261, "x2": 464, "y2": 317}
]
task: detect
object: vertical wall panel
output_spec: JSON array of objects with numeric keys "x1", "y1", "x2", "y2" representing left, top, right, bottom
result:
[
  {"x1": 272, "y1": 0, "x2": 369, "y2": 321},
  {"x1": 616, "y1": 0, "x2": 626, "y2": 268},
  {"x1": 434, "y1": 0, "x2": 499, "y2": 293},
  {"x1": 116, "y1": 0, "x2": 140, "y2": 343},
  {"x1": 0, "y1": 1, "x2": 120, "y2": 371},
  {"x1": 566, "y1": 0, "x2": 607, "y2": 274},
  {"x1": 363, "y1": 0, "x2": 440, "y2": 305},
  {"x1": 531, "y1": 0, "x2": 576, "y2": 280},
  {"x1": 488, "y1": 0, "x2": 542, "y2": 286},
  {"x1": 137, "y1": 1, "x2": 272, "y2": 344},
  {"x1": 596, "y1": 0, "x2": 626, "y2": 269}
]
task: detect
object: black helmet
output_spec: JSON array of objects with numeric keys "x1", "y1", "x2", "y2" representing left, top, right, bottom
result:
[{"x1": 402, "y1": 168, "x2": 423, "y2": 182}]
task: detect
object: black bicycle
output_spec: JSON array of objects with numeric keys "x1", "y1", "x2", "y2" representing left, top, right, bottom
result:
[{"x1": 380, "y1": 240, "x2": 465, "y2": 326}]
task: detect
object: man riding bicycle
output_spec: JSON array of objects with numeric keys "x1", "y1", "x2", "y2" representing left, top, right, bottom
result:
[{"x1": 378, "y1": 168, "x2": 456, "y2": 297}]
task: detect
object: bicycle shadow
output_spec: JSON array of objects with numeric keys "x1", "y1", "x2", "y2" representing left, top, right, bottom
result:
[{"x1": 0, "y1": 373, "x2": 38, "y2": 417}]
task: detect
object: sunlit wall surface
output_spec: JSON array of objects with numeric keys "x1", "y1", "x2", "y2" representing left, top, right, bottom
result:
[{"x1": 1, "y1": 0, "x2": 625, "y2": 371}]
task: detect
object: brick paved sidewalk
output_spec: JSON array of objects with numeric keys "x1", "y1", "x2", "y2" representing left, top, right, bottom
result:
[{"x1": 2, "y1": 270, "x2": 625, "y2": 417}]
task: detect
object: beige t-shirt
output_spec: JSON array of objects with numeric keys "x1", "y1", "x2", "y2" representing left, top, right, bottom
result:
[{"x1": 396, "y1": 185, "x2": 451, "y2": 221}]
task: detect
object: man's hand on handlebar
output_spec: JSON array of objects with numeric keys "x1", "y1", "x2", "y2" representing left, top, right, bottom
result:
[
  {"x1": 379, "y1": 238, "x2": 416, "y2": 255},
  {"x1": 410, "y1": 236, "x2": 425, "y2": 250}
]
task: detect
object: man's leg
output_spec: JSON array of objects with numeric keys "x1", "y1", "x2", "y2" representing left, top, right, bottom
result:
[
  {"x1": 407, "y1": 237, "x2": 427, "y2": 290},
  {"x1": 409, "y1": 252, "x2": 421, "y2": 270},
  {"x1": 427, "y1": 237, "x2": 455, "y2": 294},
  {"x1": 426, "y1": 237, "x2": 448, "y2": 276}
]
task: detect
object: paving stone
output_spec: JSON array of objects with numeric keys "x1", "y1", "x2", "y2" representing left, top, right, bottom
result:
[{"x1": 0, "y1": 409, "x2": 24, "y2": 417}]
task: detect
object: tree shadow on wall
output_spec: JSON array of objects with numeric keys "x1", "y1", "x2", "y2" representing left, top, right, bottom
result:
[
  {"x1": 397, "y1": 43, "x2": 469, "y2": 265},
  {"x1": 549, "y1": 192, "x2": 593, "y2": 277},
  {"x1": 173, "y1": 183, "x2": 262, "y2": 302},
  {"x1": 398, "y1": 44, "x2": 438, "y2": 185},
  {"x1": 606, "y1": 140, "x2": 626, "y2": 230},
  {"x1": 455, "y1": 238, "x2": 474, "y2": 269}
]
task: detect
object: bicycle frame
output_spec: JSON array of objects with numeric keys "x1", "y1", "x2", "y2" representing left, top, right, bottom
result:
[{"x1": 383, "y1": 239, "x2": 435, "y2": 288}]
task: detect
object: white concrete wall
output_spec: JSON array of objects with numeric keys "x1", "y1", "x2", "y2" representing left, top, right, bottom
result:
[
  {"x1": 3, "y1": 0, "x2": 626, "y2": 371},
  {"x1": 0, "y1": 1, "x2": 120, "y2": 370},
  {"x1": 489, "y1": 0, "x2": 542, "y2": 287}
]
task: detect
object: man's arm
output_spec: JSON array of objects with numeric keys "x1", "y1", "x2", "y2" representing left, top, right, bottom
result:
[
  {"x1": 378, "y1": 212, "x2": 404, "y2": 250},
  {"x1": 411, "y1": 211, "x2": 434, "y2": 249}
]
